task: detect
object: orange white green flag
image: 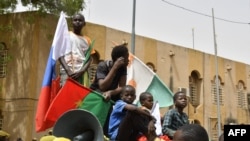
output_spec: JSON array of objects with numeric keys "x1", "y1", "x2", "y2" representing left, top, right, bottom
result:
[{"x1": 127, "y1": 53, "x2": 174, "y2": 107}]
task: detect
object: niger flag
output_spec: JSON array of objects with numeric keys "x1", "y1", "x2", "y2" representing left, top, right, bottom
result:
[
  {"x1": 127, "y1": 53, "x2": 173, "y2": 107},
  {"x1": 45, "y1": 78, "x2": 112, "y2": 127}
]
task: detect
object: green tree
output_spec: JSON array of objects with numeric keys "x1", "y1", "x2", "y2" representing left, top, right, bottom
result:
[
  {"x1": 0, "y1": 0, "x2": 18, "y2": 14},
  {"x1": 0, "y1": 0, "x2": 86, "y2": 17}
]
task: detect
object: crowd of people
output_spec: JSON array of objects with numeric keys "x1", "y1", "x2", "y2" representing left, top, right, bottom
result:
[
  {"x1": 0, "y1": 11, "x2": 214, "y2": 141},
  {"x1": 0, "y1": 12, "x2": 211, "y2": 141},
  {"x1": 49, "y1": 12, "x2": 210, "y2": 141}
]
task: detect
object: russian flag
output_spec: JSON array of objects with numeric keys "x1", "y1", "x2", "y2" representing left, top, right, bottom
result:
[{"x1": 35, "y1": 12, "x2": 71, "y2": 132}]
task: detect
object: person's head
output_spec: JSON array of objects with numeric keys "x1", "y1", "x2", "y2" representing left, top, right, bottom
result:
[
  {"x1": 139, "y1": 92, "x2": 154, "y2": 110},
  {"x1": 48, "y1": 130, "x2": 53, "y2": 135},
  {"x1": 120, "y1": 85, "x2": 136, "y2": 104},
  {"x1": 111, "y1": 44, "x2": 129, "y2": 66},
  {"x1": 173, "y1": 91, "x2": 187, "y2": 109},
  {"x1": 72, "y1": 13, "x2": 86, "y2": 35},
  {"x1": 173, "y1": 124, "x2": 209, "y2": 141}
]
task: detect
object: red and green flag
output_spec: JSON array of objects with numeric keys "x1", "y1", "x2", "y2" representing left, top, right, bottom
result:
[{"x1": 45, "y1": 78, "x2": 112, "y2": 128}]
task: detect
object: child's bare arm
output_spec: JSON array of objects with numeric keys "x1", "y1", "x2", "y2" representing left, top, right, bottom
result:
[{"x1": 124, "y1": 104, "x2": 155, "y2": 120}]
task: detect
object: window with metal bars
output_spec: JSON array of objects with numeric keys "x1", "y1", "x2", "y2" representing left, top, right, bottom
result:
[
  {"x1": 211, "y1": 77, "x2": 223, "y2": 105},
  {"x1": 88, "y1": 64, "x2": 97, "y2": 84},
  {"x1": 189, "y1": 71, "x2": 201, "y2": 108},
  {"x1": 0, "y1": 110, "x2": 3, "y2": 129},
  {"x1": 189, "y1": 83, "x2": 199, "y2": 107},
  {"x1": 0, "y1": 42, "x2": 7, "y2": 78},
  {"x1": 247, "y1": 93, "x2": 250, "y2": 110},
  {"x1": 209, "y1": 118, "x2": 219, "y2": 141},
  {"x1": 237, "y1": 81, "x2": 247, "y2": 109}
]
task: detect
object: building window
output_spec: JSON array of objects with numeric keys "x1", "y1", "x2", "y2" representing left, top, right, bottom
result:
[
  {"x1": 146, "y1": 62, "x2": 156, "y2": 72},
  {"x1": 189, "y1": 71, "x2": 201, "y2": 108},
  {"x1": 88, "y1": 51, "x2": 100, "y2": 84},
  {"x1": 209, "y1": 118, "x2": 219, "y2": 141},
  {"x1": 211, "y1": 76, "x2": 223, "y2": 105},
  {"x1": 237, "y1": 81, "x2": 247, "y2": 109},
  {"x1": 0, "y1": 42, "x2": 8, "y2": 78},
  {"x1": 247, "y1": 93, "x2": 250, "y2": 110},
  {"x1": 88, "y1": 64, "x2": 97, "y2": 84},
  {"x1": 0, "y1": 110, "x2": 3, "y2": 129}
]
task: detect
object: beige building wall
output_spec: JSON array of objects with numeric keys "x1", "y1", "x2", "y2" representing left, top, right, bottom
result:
[{"x1": 0, "y1": 12, "x2": 249, "y2": 141}]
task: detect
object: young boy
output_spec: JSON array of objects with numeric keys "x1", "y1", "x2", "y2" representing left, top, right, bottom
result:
[
  {"x1": 59, "y1": 13, "x2": 94, "y2": 87},
  {"x1": 90, "y1": 43, "x2": 129, "y2": 136},
  {"x1": 162, "y1": 91, "x2": 189, "y2": 139},
  {"x1": 108, "y1": 85, "x2": 156, "y2": 141},
  {"x1": 139, "y1": 92, "x2": 170, "y2": 141},
  {"x1": 172, "y1": 124, "x2": 209, "y2": 141},
  {"x1": 90, "y1": 43, "x2": 129, "y2": 102},
  {"x1": 139, "y1": 92, "x2": 162, "y2": 136}
]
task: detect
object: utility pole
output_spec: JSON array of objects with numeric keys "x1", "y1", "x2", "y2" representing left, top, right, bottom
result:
[
  {"x1": 212, "y1": 8, "x2": 222, "y2": 138},
  {"x1": 192, "y1": 28, "x2": 194, "y2": 49},
  {"x1": 131, "y1": 0, "x2": 136, "y2": 54}
]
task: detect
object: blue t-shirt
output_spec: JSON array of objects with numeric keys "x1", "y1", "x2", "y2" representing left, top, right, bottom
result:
[{"x1": 108, "y1": 100, "x2": 127, "y2": 140}]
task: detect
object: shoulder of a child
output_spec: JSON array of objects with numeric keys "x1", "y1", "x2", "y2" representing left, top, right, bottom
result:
[
  {"x1": 97, "y1": 60, "x2": 109, "y2": 69},
  {"x1": 140, "y1": 106, "x2": 151, "y2": 113},
  {"x1": 167, "y1": 108, "x2": 175, "y2": 113},
  {"x1": 164, "y1": 108, "x2": 176, "y2": 116}
]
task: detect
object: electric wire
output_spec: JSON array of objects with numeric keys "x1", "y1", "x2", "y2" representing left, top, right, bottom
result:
[{"x1": 162, "y1": 0, "x2": 250, "y2": 25}]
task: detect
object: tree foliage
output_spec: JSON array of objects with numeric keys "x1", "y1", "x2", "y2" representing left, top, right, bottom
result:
[
  {"x1": 0, "y1": 0, "x2": 18, "y2": 14},
  {"x1": 0, "y1": 0, "x2": 86, "y2": 17}
]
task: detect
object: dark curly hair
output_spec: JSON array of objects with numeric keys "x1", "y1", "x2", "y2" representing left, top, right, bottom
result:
[
  {"x1": 177, "y1": 124, "x2": 209, "y2": 141},
  {"x1": 111, "y1": 44, "x2": 128, "y2": 62}
]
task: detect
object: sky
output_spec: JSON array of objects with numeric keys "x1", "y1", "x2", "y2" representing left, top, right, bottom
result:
[{"x1": 16, "y1": 0, "x2": 250, "y2": 65}]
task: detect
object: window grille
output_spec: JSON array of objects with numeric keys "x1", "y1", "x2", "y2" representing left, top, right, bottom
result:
[
  {"x1": 88, "y1": 64, "x2": 97, "y2": 83},
  {"x1": 189, "y1": 84, "x2": 199, "y2": 107},
  {"x1": 247, "y1": 93, "x2": 250, "y2": 110},
  {"x1": 0, "y1": 110, "x2": 3, "y2": 129},
  {"x1": 0, "y1": 42, "x2": 7, "y2": 78},
  {"x1": 189, "y1": 71, "x2": 201, "y2": 108},
  {"x1": 237, "y1": 81, "x2": 247, "y2": 109},
  {"x1": 211, "y1": 79, "x2": 223, "y2": 105},
  {"x1": 237, "y1": 91, "x2": 246, "y2": 108},
  {"x1": 209, "y1": 118, "x2": 218, "y2": 141}
]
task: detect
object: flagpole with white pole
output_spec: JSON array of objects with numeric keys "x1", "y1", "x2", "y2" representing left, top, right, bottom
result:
[
  {"x1": 131, "y1": 0, "x2": 136, "y2": 54},
  {"x1": 212, "y1": 8, "x2": 222, "y2": 137}
]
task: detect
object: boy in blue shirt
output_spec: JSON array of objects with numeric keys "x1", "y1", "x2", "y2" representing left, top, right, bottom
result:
[{"x1": 108, "y1": 85, "x2": 156, "y2": 141}]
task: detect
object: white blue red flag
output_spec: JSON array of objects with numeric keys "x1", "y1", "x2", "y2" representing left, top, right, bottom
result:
[{"x1": 35, "y1": 12, "x2": 70, "y2": 132}]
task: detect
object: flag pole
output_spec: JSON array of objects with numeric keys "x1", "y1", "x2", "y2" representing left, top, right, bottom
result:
[
  {"x1": 131, "y1": 0, "x2": 136, "y2": 54},
  {"x1": 212, "y1": 8, "x2": 222, "y2": 137},
  {"x1": 192, "y1": 28, "x2": 195, "y2": 49}
]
